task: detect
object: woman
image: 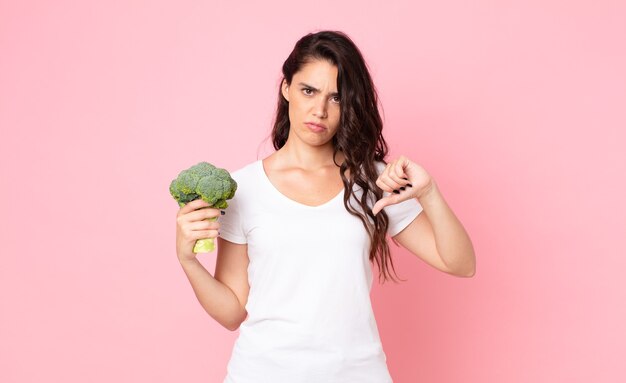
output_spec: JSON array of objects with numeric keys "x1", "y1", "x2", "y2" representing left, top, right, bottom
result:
[{"x1": 175, "y1": 30, "x2": 475, "y2": 382}]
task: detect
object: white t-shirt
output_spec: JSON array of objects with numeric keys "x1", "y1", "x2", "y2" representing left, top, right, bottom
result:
[{"x1": 218, "y1": 159, "x2": 423, "y2": 383}]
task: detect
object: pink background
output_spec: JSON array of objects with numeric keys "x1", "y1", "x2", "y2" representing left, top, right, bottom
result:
[{"x1": 1, "y1": 1, "x2": 625, "y2": 382}]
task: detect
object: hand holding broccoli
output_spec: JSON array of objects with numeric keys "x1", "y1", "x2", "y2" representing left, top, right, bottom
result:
[
  {"x1": 170, "y1": 162, "x2": 237, "y2": 254},
  {"x1": 175, "y1": 199, "x2": 222, "y2": 261}
]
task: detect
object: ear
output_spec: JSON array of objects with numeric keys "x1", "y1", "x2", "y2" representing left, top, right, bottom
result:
[{"x1": 281, "y1": 80, "x2": 290, "y2": 102}]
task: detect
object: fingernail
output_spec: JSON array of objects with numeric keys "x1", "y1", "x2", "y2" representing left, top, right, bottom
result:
[
  {"x1": 221, "y1": 210, "x2": 226, "y2": 215},
  {"x1": 393, "y1": 190, "x2": 400, "y2": 194},
  {"x1": 407, "y1": 183, "x2": 413, "y2": 187},
  {"x1": 400, "y1": 187, "x2": 406, "y2": 191}
]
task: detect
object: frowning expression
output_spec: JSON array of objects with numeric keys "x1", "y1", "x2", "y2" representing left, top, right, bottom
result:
[{"x1": 281, "y1": 59, "x2": 341, "y2": 147}]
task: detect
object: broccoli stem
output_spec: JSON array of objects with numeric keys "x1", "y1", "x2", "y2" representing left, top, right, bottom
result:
[
  {"x1": 192, "y1": 216, "x2": 218, "y2": 253},
  {"x1": 193, "y1": 238, "x2": 214, "y2": 253}
]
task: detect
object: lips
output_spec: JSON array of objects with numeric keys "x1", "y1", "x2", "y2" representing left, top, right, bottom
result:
[{"x1": 305, "y1": 122, "x2": 327, "y2": 132}]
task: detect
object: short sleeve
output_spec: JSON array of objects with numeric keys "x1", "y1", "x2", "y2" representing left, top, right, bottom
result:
[
  {"x1": 384, "y1": 195, "x2": 423, "y2": 237},
  {"x1": 217, "y1": 192, "x2": 247, "y2": 244}
]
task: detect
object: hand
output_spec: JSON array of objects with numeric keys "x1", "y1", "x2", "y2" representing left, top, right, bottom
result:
[
  {"x1": 176, "y1": 199, "x2": 222, "y2": 262},
  {"x1": 372, "y1": 155, "x2": 434, "y2": 216}
]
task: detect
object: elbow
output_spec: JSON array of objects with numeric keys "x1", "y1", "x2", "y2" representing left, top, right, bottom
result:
[
  {"x1": 226, "y1": 309, "x2": 248, "y2": 332},
  {"x1": 215, "y1": 317, "x2": 238, "y2": 332},
  {"x1": 460, "y1": 266, "x2": 476, "y2": 278},
  {"x1": 459, "y1": 258, "x2": 476, "y2": 278},
  {"x1": 458, "y1": 248, "x2": 476, "y2": 277},
  {"x1": 451, "y1": 266, "x2": 475, "y2": 278},
  {"x1": 449, "y1": 254, "x2": 476, "y2": 278},
  {"x1": 225, "y1": 318, "x2": 242, "y2": 332}
]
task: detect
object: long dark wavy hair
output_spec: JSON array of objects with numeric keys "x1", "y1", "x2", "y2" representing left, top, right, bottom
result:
[{"x1": 269, "y1": 30, "x2": 406, "y2": 284}]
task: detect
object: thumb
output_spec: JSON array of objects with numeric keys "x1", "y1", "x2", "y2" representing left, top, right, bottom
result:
[{"x1": 372, "y1": 197, "x2": 391, "y2": 216}]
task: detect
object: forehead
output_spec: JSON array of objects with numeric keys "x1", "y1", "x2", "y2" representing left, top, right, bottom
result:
[{"x1": 293, "y1": 59, "x2": 338, "y2": 89}]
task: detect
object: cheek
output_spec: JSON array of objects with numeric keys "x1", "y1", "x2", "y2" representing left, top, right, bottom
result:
[
  {"x1": 287, "y1": 104, "x2": 299, "y2": 122},
  {"x1": 331, "y1": 108, "x2": 341, "y2": 123},
  {"x1": 289, "y1": 101, "x2": 306, "y2": 117}
]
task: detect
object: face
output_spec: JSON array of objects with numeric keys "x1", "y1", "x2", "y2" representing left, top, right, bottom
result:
[{"x1": 281, "y1": 59, "x2": 341, "y2": 148}]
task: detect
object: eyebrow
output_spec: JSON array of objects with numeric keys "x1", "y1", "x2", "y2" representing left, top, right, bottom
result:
[{"x1": 297, "y1": 82, "x2": 339, "y2": 97}]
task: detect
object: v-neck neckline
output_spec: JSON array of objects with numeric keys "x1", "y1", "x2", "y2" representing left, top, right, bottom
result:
[{"x1": 257, "y1": 159, "x2": 344, "y2": 209}]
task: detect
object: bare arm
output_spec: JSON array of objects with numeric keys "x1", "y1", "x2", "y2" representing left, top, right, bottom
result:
[
  {"x1": 373, "y1": 156, "x2": 476, "y2": 277},
  {"x1": 179, "y1": 258, "x2": 247, "y2": 331},
  {"x1": 176, "y1": 199, "x2": 248, "y2": 331},
  {"x1": 394, "y1": 181, "x2": 476, "y2": 277}
]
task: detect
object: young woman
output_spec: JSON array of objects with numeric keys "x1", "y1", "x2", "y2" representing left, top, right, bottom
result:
[{"x1": 175, "y1": 30, "x2": 475, "y2": 382}]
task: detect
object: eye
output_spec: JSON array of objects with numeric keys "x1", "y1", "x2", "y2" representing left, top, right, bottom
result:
[
  {"x1": 302, "y1": 88, "x2": 313, "y2": 95},
  {"x1": 331, "y1": 96, "x2": 341, "y2": 104}
]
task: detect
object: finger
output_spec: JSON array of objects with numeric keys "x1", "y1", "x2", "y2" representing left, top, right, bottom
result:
[
  {"x1": 372, "y1": 195, "x2": 400, "y2": 216},
  {"x1": 372, "y1": 197, "x2": 390, "y2": 216},
  {"x1": 383, "y1": 190, "x2": 407, "y2": 211},
  {"x1": 383, "y1": 160, "x2": 409, "y2": 190},
  {"x1": 395, "y1": 158, "x2": 409, "y2": 181},
  {"x1": 377, "y1": 176, "x2": 397, "y2": 192},
  {"x1": 187, "y1": 206, "x2": 222, "y2": 222},
  {"x1": 178, "y1": 198, "x2": 209, "y2": 216},
  {"x1": 391, "y1": 157, "x2": 411, "y2": 182},
  {"x1": 187, "y1": 219, "x2": 220, "y2": 231},
  {"x1": 376, "y1": 166, "x2": 391, "y2": 192},
  {"x1": 190, "y1": 229, "x2": 220, "y2": 240},
  {"x1": 388, "y1": 162, "x2": 409, "y2": 188}
]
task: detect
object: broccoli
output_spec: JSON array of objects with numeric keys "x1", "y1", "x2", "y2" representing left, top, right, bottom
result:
[{"x1": 169, "y1": 161, "x2": 237, "y2": 253}]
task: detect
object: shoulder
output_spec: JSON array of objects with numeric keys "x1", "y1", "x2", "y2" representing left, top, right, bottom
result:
[
  {"x1": 228, "y1": 159, "x2": 260, "y2": 184},
  {"x1": 224, "y1": 160, "x2": 262, "y2": 206}
]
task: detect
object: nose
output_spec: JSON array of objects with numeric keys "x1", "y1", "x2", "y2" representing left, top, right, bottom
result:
[{"x1": 313, "y1": 96, "x2": 328, "y2": 119}]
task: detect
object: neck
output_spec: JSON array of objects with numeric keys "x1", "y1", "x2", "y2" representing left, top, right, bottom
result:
[{"x1": 277, "y1": 138, "x2": 344, "y2": 171}]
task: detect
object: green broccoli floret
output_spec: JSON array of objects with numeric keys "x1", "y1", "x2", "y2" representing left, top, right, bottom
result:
[{"x1": 169, "y1": 162, "x2": 237, "y2": 253}]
